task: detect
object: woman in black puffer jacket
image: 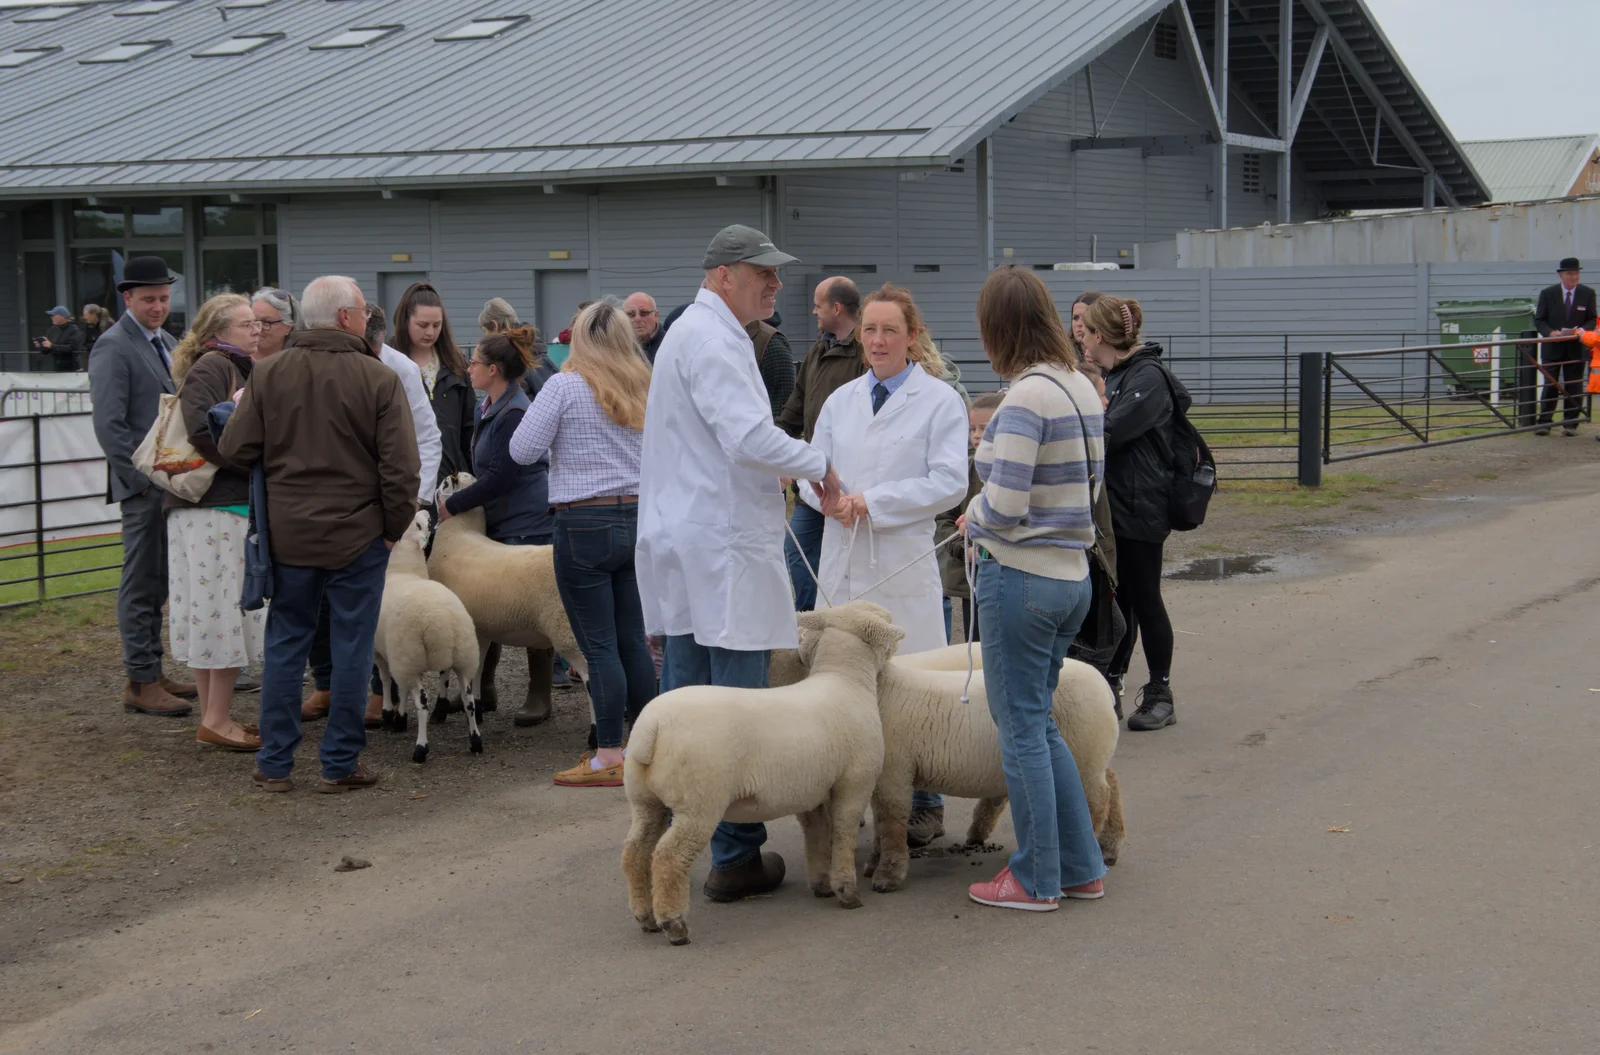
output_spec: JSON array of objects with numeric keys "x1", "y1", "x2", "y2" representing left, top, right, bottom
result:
[{"x1": 1080, "y1": 295, "x2": 1189, "y2": 732}]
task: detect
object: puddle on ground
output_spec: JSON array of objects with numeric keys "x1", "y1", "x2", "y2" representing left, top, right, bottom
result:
[{"x1": 1166, "y1": 554, "x2": 1277, "y2": 581}]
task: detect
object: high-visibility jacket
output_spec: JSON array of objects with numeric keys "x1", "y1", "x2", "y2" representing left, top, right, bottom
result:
[{"x1": 1583, "y1": 329, "x2": 1600, "y2": 394}]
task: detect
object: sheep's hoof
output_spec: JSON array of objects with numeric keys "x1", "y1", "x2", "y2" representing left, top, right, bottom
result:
[
  {"x1": 380, "y1": 710, "x2": 395, "y2": 731},
  {"x1": 635, "y1": 913, "x2": 661, "y2": 934},
  {"x1": 396, "y1": 711, "x2": 409, "y2": 732},
  {"x1": 430, "y1": 704, "x2": 448, "y2": 725},
  {"x1": 862, "y1": 854, "x2": 878, "y2": 878},
  {"x1": 835, "y1": 886, "x2": 863, "y2": 909},
  {"x1": 469, "y1": 732, "x2": 483, "y2": 754},
  {"x1": 811, "y1": 881, "x2": 835, "y2": 899},
  {"x1": 871, "y1": 876, "x2": 904, "y2": 894},
  {"x1": 662, "y1": 917, "x2": 690, "y2": 945},
  {"x1": 412, "y1": 744, "x2": 428, "y2": 765}
]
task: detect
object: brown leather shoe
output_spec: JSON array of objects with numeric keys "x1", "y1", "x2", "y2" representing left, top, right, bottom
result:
[
  {"x1": 364, "y1": 693, "x2": 384, "y2": 729},
  {"x1": 315, "y1": 761, "x2": 380, "y2": 794},
  {"x1": 252, "y1": 769, "x2": 293, "y2": 793},
  {"x1": 196, "y1": 725, "x2": 262, "y2": 752},
  {"x1": 302, "y1": 689, "x2": 331, "y2": 722},
  {"x1": 159, "y1": 674, "x2": 198, "y2": 699},
  {"x1": 122, "y1": 680, "x2": 193, "y2": 717},
  {"x1": 703, "y1": 851, "x2": 786, "y2": 902}
]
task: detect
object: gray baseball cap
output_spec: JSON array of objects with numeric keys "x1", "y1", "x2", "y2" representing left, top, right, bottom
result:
[{"x1": 701, "y1": 224, "x2": 800, "y2": 269}]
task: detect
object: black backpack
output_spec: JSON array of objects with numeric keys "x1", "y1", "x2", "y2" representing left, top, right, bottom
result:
[{"x1": 1152, "y1": 365, "x2": 1216, "y2": 531}]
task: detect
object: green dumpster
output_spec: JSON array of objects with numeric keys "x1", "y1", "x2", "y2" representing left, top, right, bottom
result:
[{"x1": 1436, "y1": 298, "x2": 1536, "y2": 399}]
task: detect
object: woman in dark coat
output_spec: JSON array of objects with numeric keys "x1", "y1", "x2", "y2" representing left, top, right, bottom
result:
[
  {"x1": 1080, "y1": 295, "x2": 1188, "y2": 732},
  {"x1": 393, "y1": 282, "x2": 475, "y2": 485}
]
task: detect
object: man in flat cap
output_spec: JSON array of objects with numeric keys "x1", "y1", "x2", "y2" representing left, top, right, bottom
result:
[
  {"x1": 1533, "y1": 257, "x2": 1596, "y2": 436},
  {"x1": 635, "y1": 225, "x2": 842, "y2": 902},
  {"x1": 88, "y1": 255, "x2": 197, "y2": 716}
]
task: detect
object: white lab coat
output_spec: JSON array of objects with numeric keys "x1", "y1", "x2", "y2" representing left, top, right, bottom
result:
[
  {"x1": 802, "y1": 364, "x2": 969, "y2": 653},
  {"x1": 636, "y1": 289, "x2": 828, "y2": 651},
  {"x1": 379, "y1": 343, "x2": 443, "y2": 504}
]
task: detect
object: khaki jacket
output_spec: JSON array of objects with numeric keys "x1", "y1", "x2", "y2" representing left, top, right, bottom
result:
[
  {"x1": 218, "y1": 328, "x2": 420, "y2": 569},
  {"x1": 775, "y1": 329, "x2": 866, "y2": 441}
]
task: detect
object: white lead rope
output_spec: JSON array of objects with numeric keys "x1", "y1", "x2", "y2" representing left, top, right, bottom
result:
[{"x1": 785, "y1": 507, "x2": 978, "y2": 703}]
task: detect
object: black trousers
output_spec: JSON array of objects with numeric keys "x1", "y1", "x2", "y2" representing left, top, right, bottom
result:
[
  {"x1": 1538, "y1": 343, "x2": 1586, "y2": 426},
  {"x1": 1108, "y1": 536, "x2": 1174, "y2": 682}
]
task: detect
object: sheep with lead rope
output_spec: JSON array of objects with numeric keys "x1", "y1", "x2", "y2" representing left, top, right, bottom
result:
[
  {"x1": 372, "y1": 511, "x2": 483, "y2": 763},
  {"x1": 621, "y1": 601, "x2": 904, "y2": 946},
  {"x1": 428, "y1": 474, "x2": 589, "y2": 711}
]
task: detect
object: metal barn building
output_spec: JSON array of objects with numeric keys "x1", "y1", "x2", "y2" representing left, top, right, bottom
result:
[{"x1": 0, "y1": 0, "x2": 1487, "y2": 361}]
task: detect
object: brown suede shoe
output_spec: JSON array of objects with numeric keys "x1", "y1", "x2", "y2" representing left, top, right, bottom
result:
[
  {"x1": 251, "y1": 769, "x2": 293, "y2": 793},
  {"x1": 364, "y1": 693, "x2": 385, "y2": 729},
  {"x1": 703, "y1": 851, "x2": 786, "y2": 902},
  {"x1": 315, "y1": 761, "x2": 380, "y2": 794},
  {"x1": 122, "y1": 680, "x2": 192, "y2": 717},
  {"x1": 159, "y1": 674, "x2": 198, "y2": 699},
  {"x1": 197, "y1": 725, "x2": 262, "y2": 752},
  {"x1": 302, "y1": 689, "x2": 331, "y2": 722}
]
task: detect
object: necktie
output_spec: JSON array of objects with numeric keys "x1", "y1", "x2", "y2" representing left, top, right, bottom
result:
[
  {"x1": 1566, "y1": 290, "x2": 1574, "y2": 322},
  {"x1": 152, "y1": 336, "x2": 170, "y2": 374},
  {"x1": 871, "y1": 382, "x2": 889, "y2": 415}
]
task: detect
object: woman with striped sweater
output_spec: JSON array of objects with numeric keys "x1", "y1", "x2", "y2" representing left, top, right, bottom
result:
[{"x1": 960, "y1": 267, "x2": 1108, "y2": 912}]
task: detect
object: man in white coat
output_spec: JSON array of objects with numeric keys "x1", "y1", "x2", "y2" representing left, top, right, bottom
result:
[{"x1": 636, "y1": 224, "x2": 841, "y2": 902}]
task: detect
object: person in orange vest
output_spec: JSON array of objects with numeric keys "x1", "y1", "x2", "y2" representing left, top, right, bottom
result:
[{"x1": 1583, "y1": 329, "x2": 1600, "y2": 441}]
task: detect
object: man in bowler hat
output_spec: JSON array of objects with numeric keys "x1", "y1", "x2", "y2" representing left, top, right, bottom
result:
[
  {"x1": 87, "y1": 255, "x2": 197, "y2": 716},
  {"x1": 1533, "y1": 257, "x2": 1596, "y2": 436}
]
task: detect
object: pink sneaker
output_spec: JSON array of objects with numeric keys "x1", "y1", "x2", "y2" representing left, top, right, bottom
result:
[
  {"x1": 1063, "y1": 877, "x2": 1104, "y2": 900},
  {"x1": 968, "y1": 867, "x2": 1059, "y2": 912}
]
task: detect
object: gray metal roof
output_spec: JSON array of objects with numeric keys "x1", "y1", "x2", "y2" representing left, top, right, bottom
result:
[
  {"x1": 0, "y1": 0, "x2": 1172, "y2": 195},
  {"x1": 1462, "y1": 135, "x2": 1600, "y2": 203}
]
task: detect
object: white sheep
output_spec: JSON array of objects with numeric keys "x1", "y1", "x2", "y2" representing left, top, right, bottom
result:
[
  {"x1": 373, "y1": 511, "x2": 483, "y2": 763},
  {"x1": 621, "y1": 602, "x2": 905, "y2": 947},
  {"x1": 428, "y1": 474, "x2": 589, "y2": 707},
  {"x1": 771, "y1": 640, "x2": 1124, "y2": 892}
]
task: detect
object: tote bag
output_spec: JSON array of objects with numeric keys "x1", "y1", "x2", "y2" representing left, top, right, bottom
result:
[{"x1": 131, "y1": 393, "x2": 218, "y2": 502}]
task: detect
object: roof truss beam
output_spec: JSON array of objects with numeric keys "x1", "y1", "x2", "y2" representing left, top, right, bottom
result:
[
  {"x1": 1173, "y1": 1, "x2": 1225, "y2": 137},
  {"x1": 1288, "y1": 25, "x2": 1329, "y2": 141}
]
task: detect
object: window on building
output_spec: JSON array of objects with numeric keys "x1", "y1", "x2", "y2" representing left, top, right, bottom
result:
[
  {"x1": 21, "y1": 202, "x2": 54, "y2": 240},
  {"x1": 81, "y1": 40, "x2": 169, "y2": 63},
  {"x1": 68, "y1": 202, "x2": 190, "y2": 337},
  {"x1": 199, "y1": 198, "x2": 280, "y2": 295},
  {"x1": 1242, "y1": 153, "x2": 1262, "y2": 194},
  {"x1": 131, "y1": 203, "x2": 184, "y2": 237},
  {"x1": 24, "y1": 251, "x2": 58, "y2": 346},
  {"x1": 437, "y1": 16, "x2": 528, "y2": 41},
  {"x1": 1154, "y1": 22, "x2": 1178, "y2": 60},
  {"x1": 193, "y1": 34, "x2": 284, "y2": 57},
  {"x1": 0, "y1": 47, "x2": 60, "y2": 68},
  {"x1": 311, "y1": 25, "x2": 401, "y2": 49},
  {"x1": 73, "y1": 204, "x2": 125, "y2": 239}
]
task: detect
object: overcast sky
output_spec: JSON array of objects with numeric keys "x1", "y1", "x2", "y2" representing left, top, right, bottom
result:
[{"x1": 1364, "y1": 0, "x2": 1599, "y2": 140}]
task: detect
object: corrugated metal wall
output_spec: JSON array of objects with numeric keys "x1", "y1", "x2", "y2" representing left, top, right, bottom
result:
[{"x1": 0, "y1": 210, "x2": 18, "y2": 350}]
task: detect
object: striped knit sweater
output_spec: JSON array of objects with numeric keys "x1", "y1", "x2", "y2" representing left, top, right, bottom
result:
[{"x1": 966, "y1": 363, "x2": 1104, "y2": 581}]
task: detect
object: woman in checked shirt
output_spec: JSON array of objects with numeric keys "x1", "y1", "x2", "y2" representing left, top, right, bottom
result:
[{"x1": 510, "y1": 300, "x2": 656, "y2": 788}]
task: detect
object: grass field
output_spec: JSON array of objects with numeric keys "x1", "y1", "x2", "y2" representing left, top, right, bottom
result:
[{"x1": 0, "y1": 536, "x2": 122, "y2": 606}]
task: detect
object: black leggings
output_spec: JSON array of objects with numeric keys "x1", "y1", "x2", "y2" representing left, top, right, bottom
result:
[{"x1": 1108, "y1": 536, "x2": 1173, "y2": 681}]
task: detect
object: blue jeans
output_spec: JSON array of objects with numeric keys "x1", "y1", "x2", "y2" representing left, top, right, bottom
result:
[
  {"x1": 258, "y1": 537, "x2": 389, "y2": 781},
  {"x1": 976, "y1": 558, "x2": 1104, "y2": 898},
  {"x1": 660, "y1": 635, "x2": 769, "y2": 870},
  {"x1": 784, "y1": 501, "x2": 826, "y2": 612},
  {"x1": 552, "y1": 506, "x2": 654, "y2": 749}
]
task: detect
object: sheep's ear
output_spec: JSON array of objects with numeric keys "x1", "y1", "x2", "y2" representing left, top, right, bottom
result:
[{"x1": 859, "y1": 619, "x2": 906, "y2": 663}]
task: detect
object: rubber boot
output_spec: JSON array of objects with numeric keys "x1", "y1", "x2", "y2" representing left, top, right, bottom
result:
[
  {"x1": 514, "y1": 647, "x2": 553, "y2": 727},
  {"x1": 478, "y1": 642, "x2": 501, "y2": 713}
]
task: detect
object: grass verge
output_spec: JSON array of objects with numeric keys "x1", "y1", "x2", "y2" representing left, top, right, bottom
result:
[{"x1": 0, "y1": 536, "x2": 122, "y2": 606}]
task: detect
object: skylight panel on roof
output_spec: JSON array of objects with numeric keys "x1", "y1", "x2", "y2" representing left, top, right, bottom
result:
[
  {"x1": 81, "y1": 39, "x2": 168, "y2": 63},
  {"x1": 0, "y1": 46, "x2": 59, "y2": 67},
  {"x1": 194, "y1": 32, "x2": 282, "y2": 56},
  {"x1": 310, "y1": 24, "x2": 400, "y2": 50},
  {"x1": 221, "y1": 0, "x2": 276, "y2": 7},
  {"x1": 436, "y1": 15, "x2": 528, "y2": 41},
  {"x1": 14, "y1": 5, "x2": 82, "y2": 21},
  {"x1": 116, "y1": 0, "x2": 183, "y2": 14}
]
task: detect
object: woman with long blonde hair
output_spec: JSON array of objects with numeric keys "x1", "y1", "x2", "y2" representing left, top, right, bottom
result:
[
  {"x1": 164, "y1": 292, "x2": 266, "y2": 753},
  {"x1": 510, "y1": 300, "x2": 655, "y2": 787}
]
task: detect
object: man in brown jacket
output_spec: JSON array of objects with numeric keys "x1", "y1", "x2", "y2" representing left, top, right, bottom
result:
[
  {"x1": 776, "y1": 276, "x2": 864, "y2": 610},
  {"x1": 219, "y1": 275, "x2": 420, "y2": 794}
]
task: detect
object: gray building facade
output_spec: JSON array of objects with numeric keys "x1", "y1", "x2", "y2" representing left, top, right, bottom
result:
[{"x1": 1, "y1": 0, "x2": 1484, "y2": 360}]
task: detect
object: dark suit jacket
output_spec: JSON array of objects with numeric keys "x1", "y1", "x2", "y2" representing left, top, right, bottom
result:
[
  {"x1": 1535, "y1": 282, "x2": 1597, "y2": 341},
  {"x1": 87, "y1": 311, "x2": 176, "y2": 503}
]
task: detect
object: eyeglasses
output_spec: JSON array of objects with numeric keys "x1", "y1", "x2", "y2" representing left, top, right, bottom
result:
[
  {"x1": 257, "y1": 316, "x2": 285, "y2": 328},
  {"x1": 624, "y1": 309, "x2": 657, "y2": 319}
]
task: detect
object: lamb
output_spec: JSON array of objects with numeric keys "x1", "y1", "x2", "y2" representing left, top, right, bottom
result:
[
  {"x1": 372, "y1": 511, "x2": 483, "y2": 763},
  {"x1": 621, "y1": 602, "x2": 904, "y2": 946},
  {"x1": 428, "y1": 474, "x2": 589, "y2": 707},
  {"x1": 770, "y1": 639, "x2": 1124, "y2": 892}
]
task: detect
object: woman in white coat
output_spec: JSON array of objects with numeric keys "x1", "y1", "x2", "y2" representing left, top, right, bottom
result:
[{"x1": 804, "y1": 284, "x2": 969, "y2": 654}]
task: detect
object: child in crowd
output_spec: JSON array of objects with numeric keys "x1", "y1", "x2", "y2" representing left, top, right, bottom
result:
[{"x1": 937, "y1": 391, "x2": 1005, "y2": 643}]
